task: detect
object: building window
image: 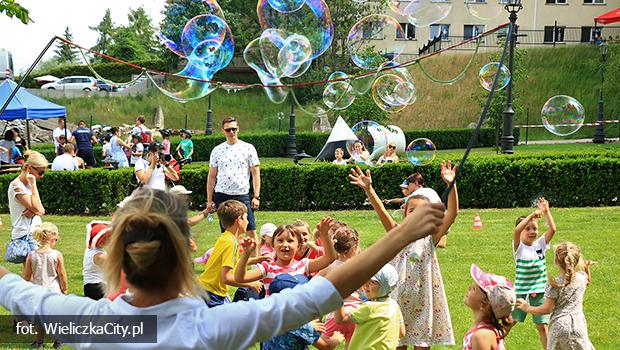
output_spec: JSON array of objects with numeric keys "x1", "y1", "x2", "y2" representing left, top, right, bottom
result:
[
  {"x1": 544, "y1": 26, "x2": 565, "y2": 42},
  {"x1": 583, "y1": 0, "x2": 604, "y2": 3},
  {"x1": 546, "y1": 0, "x2": 567, "y2": 3},
  {"x1": 464, "y1": 25, "x2": 485, "y2": 39},
  {"x1": 430, "y1": 24, "x2": 450, "y2": 40},
  {"x1": 397, "y1": 22, "x2": 416, "y2": 40}
]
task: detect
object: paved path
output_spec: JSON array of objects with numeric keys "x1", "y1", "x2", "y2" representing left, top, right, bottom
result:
[{"x1": 519, "y1": 138, "x2": 620, "y2": 145}]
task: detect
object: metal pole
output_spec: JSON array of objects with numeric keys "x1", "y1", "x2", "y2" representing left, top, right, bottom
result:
[
  {"x1": 25, "y1": 118, "x2": 31, "y2": 149},
  {"x1": 525, "y1": 108, "x2": 529, "y2": 145},
  {"x1": 0, "y1": 36, "x2": 58, "y2": 118},
  {"x1": 286, "y1": 96, "x2": 297, "y2": 157},
  {"x1": 501, "y1": 18, "x2": 518, "y2": 154},
  {"x1": 593, "y1": 44, "x2": 607, "y2": 143},
  {"x1": 206, "y1": 94, "x2": 213, "y2": 135},
  {"x1": 89, "y1": 114, "x2": 93, "y2": 128},
  {"x1": 184, "y1": 113, "x2": 188, "y2": 130}
]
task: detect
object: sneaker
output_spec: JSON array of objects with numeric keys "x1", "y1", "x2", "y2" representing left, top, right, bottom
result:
[
  {"x1": 29, "y1": 341, "x2": 43, "y2": 348},
  {"x1": 52, "y1": 341, "x2": 62, "y2": 349}
]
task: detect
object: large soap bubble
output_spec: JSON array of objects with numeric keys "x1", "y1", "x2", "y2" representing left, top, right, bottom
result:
[
  {"x1": 372, "y1": 74, "x2": 416, "y2": 113},
  {"x1": 244, "y1": 38, "x2": 289, "y2": 104},
  {"x1": 479, "y1": 62, "x2": 511, "y2": 92},
  {"x1": 181, "y1": 15, "x2": 229, "y2": 59},
  {"x1": 406, "y1": 138, "x2": 436, "y2": 166},
  {"x1": 258, "y1": 0, "x2": 333, "y2": 60},
  {"x1": 466, "y1": 0, "x2": 503, "y2": 20},
  {"x1": 267, "y1": 0, "x2": 306, "y2": 13},
  {"x1": 347, "y1": 14, "x2": 405, "y2": 70},
  {"x1": 347, "y1": 121, "x2": 388, "y2": 164},
  {"x1": 323, "y1": 72, "x2": 355, "y2": 110},
  {"x1": 541, "y1": 95, "x2": 585, "y2": 136},
  {"x1": 406, "y1": 0, "x2": 452, "y2": 28}
]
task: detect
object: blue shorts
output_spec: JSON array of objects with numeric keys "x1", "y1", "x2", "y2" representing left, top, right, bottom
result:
[
  {"x1": 204, "y1": 291, "x2": 231, "y2": 308},
  {"x1": 213, "y1": 192, "x2": 256, "y2": 232}
]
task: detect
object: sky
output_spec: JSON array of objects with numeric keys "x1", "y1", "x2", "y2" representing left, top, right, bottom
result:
[{"x1": 0, "y1": 0, "x2": 166, "y2": 74}]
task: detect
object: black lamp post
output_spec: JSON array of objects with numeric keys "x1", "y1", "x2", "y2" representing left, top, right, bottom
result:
[
  {"x1": 277, "y1": 112, "x2": 284, "y2": 132},
  {"x1": 286, "y1": 96, "x2": 297, "y2": 157},
  {"x1": 205, "y1": 94, "x2": 213, "y2": 135},
  {"x1": 501, "y1": 0, "x2": 522, "y2": 154},
  {"x1": 593, "y1": 42, "x2": 608, "y2": 144}
]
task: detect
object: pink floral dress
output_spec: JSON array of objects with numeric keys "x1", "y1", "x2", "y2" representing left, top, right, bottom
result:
[{"x1": 390, "y1": 235, "x2": 455, "y2": 347}]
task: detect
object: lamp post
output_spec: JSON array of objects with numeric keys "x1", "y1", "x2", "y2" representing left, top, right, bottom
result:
[
  {"x1": 286, "y1": 96, "x2": 297, "y2": 157},
  {"x1": 501, "y1": 0, "x2": 522, "y2": 154},
  {"x1": 277, "y1": 112, "x2": 284, "y2": 132},
  {"x1": 593, "y1": 43, "x2": 608, "y2": 144},
  {"x1": 205, "y1": 94, "x2": 213, "y2": 135}
]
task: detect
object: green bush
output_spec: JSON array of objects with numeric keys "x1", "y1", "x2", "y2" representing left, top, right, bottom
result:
[{"x1": 0, "y1": 154, "x2": 616, "y2": 215}]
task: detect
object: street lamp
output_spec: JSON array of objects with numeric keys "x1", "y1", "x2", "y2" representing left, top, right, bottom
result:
[
  {"x1": 286, "y1": 96, "x2": 298, "y2": 157},
  {"x1": 205, "y1": 94, "x2": 213, "y2": 135},
  {"x1": 501, "y1": 0, "x2": 522, "y2": 154},
  {"x1": 593, "y1": 42, "x2": 608, "y2": 144}
]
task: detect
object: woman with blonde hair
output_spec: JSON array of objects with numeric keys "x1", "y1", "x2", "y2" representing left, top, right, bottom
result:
[
  {"x1": 7, "y1": 150, "x2": 48, "y2": 261},
  {"x1": 377, "y1": 141, "x2": 400, "y2": 164},
  {"x1": 0, "y1": 188, "x2": 446, "y2": 349}
]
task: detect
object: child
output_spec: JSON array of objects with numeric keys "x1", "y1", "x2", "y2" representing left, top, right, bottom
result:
[
  {"x1": 294, "y1": 219, "x2": 324, "y2": 260},
  {"x1": 23, "y1": 222, "x2": 67, "y2": 349},
  {"x1": 334, "y1": 263, "x2": 404, "y2": 349},
  {"x1": 160, "y1": 129, "x2": 171, "y2": 156},
  {"x1": 511, "y1": 197, "x2": 557, "y2": 349},
  {"x1": 260, "y1": 222, "x2": 277, "y2": 259},
  {"x1": 516, "y1": 242, "x2": 595, "y2": 350},
  {"x1": 320, "y1": 227, "x2": 362, "y2": 349},
  {"x1": 348, "y1": 140, "x2": 370, "y2": 165},
  {"x1": 463, "y1": 264, "x2": 516, "y2": 350},
  {"x1": 197, "y1": 200, "x2": 262, "y2": 307},
  {"x1": 349, "y1": 160, "x2": 459, "y2": 349},
  {"x1": 234, "y1": 218, "x2": 337, "y2": 296},
  {"x1": 333, "y1": 148, "x2": 348, "y2": 165},
  {"x1": 0, "y1": 187, "x2": 447, "y2": 349},
  {"x1": 83, "y1": 222, "x2": 112, "y2": 300},
  {"x1": 262, "y1": 274, "x2": 345, "y2": 350},
  {"x1": 129, "y1": 133, "x2": 144, "y2": 166},
  {"x1": 383, "y1": 179, "x2": 413, "y2": 206},
  {"x1": 176, "y1": 129, "x2": 193, "y2": 162},
  {"x1": 56, "y1": 135, "x2": 67, "y2": 156}
]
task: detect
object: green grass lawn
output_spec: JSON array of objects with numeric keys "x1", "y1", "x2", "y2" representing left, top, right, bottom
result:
[{"x1": 1, "y1": 206, "x2": 618, "y2": 349}]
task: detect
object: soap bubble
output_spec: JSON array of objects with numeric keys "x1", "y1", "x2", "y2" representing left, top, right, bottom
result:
[
  {"x1": 323, "y1": 72, "x2": 355, "y2": 110},
  {"x1": 541, "y1": 95, "x2": 585, "y2": 136},
  {"x1": 347, "y1": 14, "x2": 405, "y2": 70},
  {"x1": 406, "y1": 138, "x2": 436, "y2": 166},
  {"x1": 479, "y1": 62, "x2": 511, "y2": 92},
  {"x1": 406, "y1": 0, "x2": 452, "y2": 27},
  {"x1": 181, "y1": 15, "x2": 229, "y2": 59},
  {"x1": 466, "y1": 0, "x2": 503, "y2": 20},
  {"x1": 258, "y1": 0, "x2": 333, "y2": 60},
  {"x1": 371, "y1": 74, "x2": 416, "y2": 113},
  {"x1": 267, "y1": 0, "x2": 306, "y2": 13},
  {"x1": 350, "y1": 74, "x2": 376, "y2": 95},
  {"x1": 347, "y1": 121, "x2": 388, "y2": 164},
  {"x1": 244, "y1": 38, "x2": 289, "y2": 104},
  {"x1": 280, "y1": 34, "x2": 313, "y2": 65}
]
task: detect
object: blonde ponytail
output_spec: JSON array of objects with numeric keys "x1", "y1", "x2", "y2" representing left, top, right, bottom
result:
[
  {"x1": 548, "y1": 242, "x2": 581, "y2": 288},
  {"x1": 32, "y1": 222, "x2": 59, "y2": 245},
  {"x1": 22, "y1": 150, "x2": 48, "y2": 170}
]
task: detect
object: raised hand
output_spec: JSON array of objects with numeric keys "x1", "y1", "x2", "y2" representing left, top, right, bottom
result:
[
  {"x1": 239, "y1": 237, "x2": 256, "y2": 256},
  {"x1": 348, "y1": 166, "x2": 372, "y2": 190},
  {"x1": 316, "y1": 217, "x2": 334, "y2": 235},
  {"x1": 399, "y1": 202, "x2": 445, "y2": 241},
  {"x1": 440, "y1": 160, "x2": 458, "y2": 185},
  {"x1": 537, "y1": 197, "x2": 549, "y2": 214}
]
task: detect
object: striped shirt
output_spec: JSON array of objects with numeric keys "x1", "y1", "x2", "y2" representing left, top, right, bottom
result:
[
  {"x1": 513, "y1": 237, "x2": 549, "y2": 295},
  {"x1": 258, "y1": 259, "x2": 310, "y2": 296}
]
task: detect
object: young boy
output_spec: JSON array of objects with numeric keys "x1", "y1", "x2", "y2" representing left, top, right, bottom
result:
[
  {"x1": 198, "y1": 200, "x2": 262, "y2": 307},
  {"x1": 332, "y1": 148, "x2": 347, "y2": 165},
  {"x1": 176, "y1": 129, "x2": 194, "y2": 162},
  {"x1": 334, "y1": 263, "x2": 404, "y2": 349},
  {"x1": 512, "y1": 197, "x2": 557, "y2": 349}
]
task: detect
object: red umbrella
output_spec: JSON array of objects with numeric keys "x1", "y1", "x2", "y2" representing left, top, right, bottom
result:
[{"x1": 595, "y1": 7, "x2": 620, "y2": 25}]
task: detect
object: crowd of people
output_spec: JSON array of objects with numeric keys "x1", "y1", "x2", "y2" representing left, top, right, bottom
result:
[{"x1": 0, "y1": 116, "x2": 598, "y2": 350}]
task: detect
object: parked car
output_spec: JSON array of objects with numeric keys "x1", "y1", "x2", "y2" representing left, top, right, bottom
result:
[
  {"x1": 41, "y1": 76, "x2": 97, "y2": 91},
  {"x1": 96, "y1": 80, "x2": 118, "y2": 92}
]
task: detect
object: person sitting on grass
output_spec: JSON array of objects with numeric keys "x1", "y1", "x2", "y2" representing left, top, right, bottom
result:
[{"x1": 0, "y1": 187, "x2": 446, "y2": 349}]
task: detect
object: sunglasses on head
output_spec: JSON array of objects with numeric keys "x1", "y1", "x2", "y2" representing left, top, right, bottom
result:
[{"x1": 224, "y1": 127, "x2": 238, "y2": 133}]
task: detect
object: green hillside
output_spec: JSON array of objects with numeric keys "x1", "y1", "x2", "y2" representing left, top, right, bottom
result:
[{"x1": 46, "y1": 44, "x2": 619, "y2": 140}]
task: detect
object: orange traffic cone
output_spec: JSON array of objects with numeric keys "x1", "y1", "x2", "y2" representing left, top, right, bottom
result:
[{"x1": 473, "y1": 213, "x2": 483, "y2": 229}]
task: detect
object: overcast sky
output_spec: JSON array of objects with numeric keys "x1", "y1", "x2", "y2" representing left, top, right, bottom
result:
[{"x1": 0, "y1": 0, "x2": 166, "y2": 74}]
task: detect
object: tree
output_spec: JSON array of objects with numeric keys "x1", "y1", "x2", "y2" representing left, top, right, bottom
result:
[
  {"x1": 89, "y1": 8, "x2": 115, "y2": 58},
  {"x1": 338, "y1": 92, "x2": 389, "y2": 125},
  {"x1": 54, "y1": 26, "x2": 79, "y2": 63},
  {"x1": 0, "y1": 0, "x2": 31, "y2": 24},
  {"x1": 127, "y1": 6, "x2": 159, "y2": 55},
  {"x1": 108, "y1": 6, "x2": 159, "y2": 61}
]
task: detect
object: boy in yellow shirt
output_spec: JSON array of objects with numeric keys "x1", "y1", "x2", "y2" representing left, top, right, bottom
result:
[{"x1": 198, "y1": 200, "x2": 262, "y2": 307}]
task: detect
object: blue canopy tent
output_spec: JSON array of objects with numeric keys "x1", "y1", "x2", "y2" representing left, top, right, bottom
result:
[{"x1": 0, "y1": 79, "x2": 66, "y2": 148}]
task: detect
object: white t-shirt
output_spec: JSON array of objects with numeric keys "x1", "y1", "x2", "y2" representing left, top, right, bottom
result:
[
  {"x1": 134, "y1": 158, "x2": 166, "y2": 191},
  {"x1": 82, "y1": 247, "x2": 105, "y2": 285},
  {"x1": 411, "y1": 187, "x2": 442, "y2": 203},
  {"x1": 332, "y1": 159, "x2": 348, "y2": 165},
  {"x1": 130, "y1": 143, "x2": 144, "y2": 165},
  {"x1": 210, "y1": 140, "x2": 260, "y2": 195},
  {"x1": 102, "y1": 143, "x2": 112, "y2": 157},
  {"x1": 8, "y1": 179, "x2": 42, "y2": 240},
  {"x1": 51, "y1": 154, "x2": 79, "y2": 171},
  {"x1": 52, "y1": 127, "x2": 69, "y2": 148}
]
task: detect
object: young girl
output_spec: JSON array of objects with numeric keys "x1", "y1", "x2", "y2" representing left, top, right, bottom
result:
[
  {"x1": 23, "y1": 222, "x2": 68, "y2": 348},
  {"x1": 320, "y1": 227, "x2": 362, "y2": 349},
  {"x1": 83, "y1": 222, "x2": 112, "y2": 300},
  {"x1": 161, "y1": 129, "x2": 171, "y2": 156},
  {"x1": 348, "y1": 140, "x2": 370, "y2": 165},
  {"x1": 349, "y1": 160, "x2": 459, "y2": 349},
  {"x1": 294, "y1": 219, "x2": 324, "y2": 260},
  {"x1": 463, "y1": 264, "x2": 516, "y2": 350},
  {"x1": 129, "y1": 133, "x2": 144, "y2": 166},
  {"x1": 0, "y1": 188, "x2": 447, "y2": 349},
  {"x1": 234, "y1": 218, "x2": 337, "y2": 296},
  {"x1": 260, "y1": 222, "x2": 277, "y2": 259},
  {"x1": 516, "y1": 242, "x2": 595, "y2": 350}
]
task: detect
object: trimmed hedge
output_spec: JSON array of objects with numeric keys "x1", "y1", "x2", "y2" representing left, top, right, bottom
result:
[{"x1": 0, "y1": 155, "x2": 617, "y2": 215}]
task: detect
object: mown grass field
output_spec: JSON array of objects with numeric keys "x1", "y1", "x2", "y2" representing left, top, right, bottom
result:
[{"x1": 1, "y1": 206, "x2": 619, "y2": 349}]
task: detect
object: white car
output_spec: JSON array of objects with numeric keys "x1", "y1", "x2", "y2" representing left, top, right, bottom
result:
[{"x1": 41, "y1": 76, "x2": 97, "y2": 91}]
